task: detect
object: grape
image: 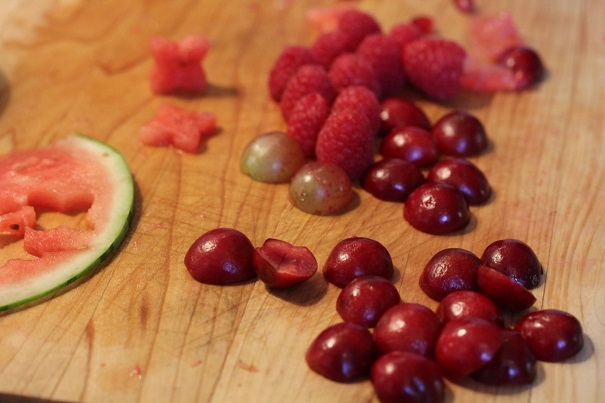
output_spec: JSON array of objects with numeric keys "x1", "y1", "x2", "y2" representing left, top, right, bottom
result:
[
  {"x1": 289, "y1": 161, "x2": 353, "y2": 215},
  {"x1": 240, "y1": 130, "x2": 306, "y2": 183}
]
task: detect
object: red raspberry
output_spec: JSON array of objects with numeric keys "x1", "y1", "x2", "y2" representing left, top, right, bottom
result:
[
  {"x1": 287, "y1": 93, "x2": 330, "y2": 158},
  {"x1": 280, "y1": 64, "x2": 336, "y2": 121},
  {"x1": 329, "y1": 53, "x2": 381, "y2": 98},
  {"x1": 316, "y1": 110, "x2": 376, "y2": 180},
  {"x1": 388, "y1": 23, "x2": 424, "y2": 50},
  {"x1": 268, "y1": 46, "x2": 318, "y2": 102},
  {"x1": 337, "y1": 9, "x2": 382, "y2": 49},
  {"x1": 356, "y1": 33, "x2": 405, "y2": 98},
  {"x1": 402, "y1": 37, "x2": 467, "y2": 101},
  {"x1": 331, "y1": 85, "x2": 381, "y2": 135},
  {"x1": 311, "y1": 31, "x2": 356, "y2": 68}
]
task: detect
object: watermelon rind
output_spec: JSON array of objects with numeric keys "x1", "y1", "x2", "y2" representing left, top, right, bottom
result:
[{"x1": 0, "y1": 134, "x2": 134, "y2": 313}]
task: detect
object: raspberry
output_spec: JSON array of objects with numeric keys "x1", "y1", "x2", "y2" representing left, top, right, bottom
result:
[
  {"x1": 331, "y1": 86, "x2": 381, "y2": 135},
  {"x1": 356, "y1": 33, "x2": 405, "y2": 98},
  {"x1": 287, "y1": 93, "x2": 330, "y2": 158},
  {"x1": 328, "y1": 53, "x2": 381, "y2": 98},
  {"x1": 280, "y1": 64, "x2": 336, "y2": 121},
  {"x1": 402, "y1": 37, "x2": 467, "y2": 101},
  {"x1": 268, "y1": 46, "x2": 318, "y2": 102},
  {"x1": 316, "y1": 110, "x2": 376, "y2": 180},
  {"x1": 311, "y1": 31, "x2": 356, "y2": 68},
  {"x1": 337, "y1": 9, "x2": 382, "y2": 50},
  {"x1": 388, "y1": 23, "x2": 424, "y2": 50}
]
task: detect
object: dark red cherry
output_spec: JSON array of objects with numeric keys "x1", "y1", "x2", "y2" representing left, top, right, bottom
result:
[
  {"x1": 323, "y1": 237, "x2": 394, "y2": 286},
  {"x1": 436, "y1": 290, "x2": 504, "y2": 326},
  {"x1": 336, "y1": 276, "x2": 401, "y2": 327},
  {"x1": 498, "y1": 46, "x2": 545, "y2": 89},
  {"x1": 514, "y1": 309, "x2": 584, "y2": 362},
  {"x1": 472, "y1": 329, "x2": 537, "y2": 385},
  {"x1": 404, "y1": 183, "x2": 471, "y2": 235},
  {"x1": 431, "y1": 110, "x2": 488, "y2": 157},
  {"x1": 374, "y1": 302, "x2": 443, "y2": 357},
  {"x1": 477, "y1": 265, "x2": 536, "y2": 312},
  {"x1": 379, "y1": 97, "x2": 431, "y2": 135},
  {"x1": 381, "y1": 126, "x2": 440, "y2": 167},
  {"x1": 481, "y1": 239, "x2": 543, "y2": 289},
  {"x1": 184, "y1": 228, "x2": 256, "y2": 285},
  {"x1": 419, "y1": 248, "x2": 481, "y2": 301},
  {"x1": 362, "y1": 158, "x2": 426, "y2": 202},
  {"x1": 427, "y1": 158, "x2": 491, "y2": 205},
  {"x1": 371, "y1": 351, "x2": 445, "y2": 403},
  {"x1": 305, "y1": 322, "x2": 377, "y2": 382},
  {"x1": 434, "y1": 316, "x2": 503, "y2": 379}
]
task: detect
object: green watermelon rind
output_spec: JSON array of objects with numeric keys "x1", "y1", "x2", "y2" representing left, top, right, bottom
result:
[{"x1": 0, "y1": 134, "x2": 135, "y2": 313}]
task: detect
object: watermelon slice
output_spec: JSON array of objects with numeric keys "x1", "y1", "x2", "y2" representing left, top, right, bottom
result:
[{"x1": 0, "y1": 135, "x2": 134, "y2": 312}]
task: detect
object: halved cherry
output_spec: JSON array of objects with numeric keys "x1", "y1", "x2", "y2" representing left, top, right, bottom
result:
[
  {"x1": 252, "y1": 238, "x2": 318, "y2": 288},
  {"x1": 472, "y1": 329, "x2": 537, "y2": 385},
  {"x1": 435, "y1": 316, "x2": 503, "y2": 379},
  {"x1": 477, "y1": 265, "x2": 536, "y2": 312}
]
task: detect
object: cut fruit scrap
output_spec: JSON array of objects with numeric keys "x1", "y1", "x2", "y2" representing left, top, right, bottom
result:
[
  {"x1": 467, "y1": 12, "x2": 524, "y2": 62},
  {"x1": 305, "y1": 5, "x2": 357, "y2": 33},
  {"x1": 138, "y1": 104, "x2": 217, "y2": 154},
  {"x1": 0, "y1": 134, "x2": 134, "y2": 312},
  {"x1": 149, "y1": 34, "x2": 210, "y2": 95}
]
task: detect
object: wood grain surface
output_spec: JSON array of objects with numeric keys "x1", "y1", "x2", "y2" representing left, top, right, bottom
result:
[{"x1": 0, "y1": 0, "x2": 603, "y2": 402}]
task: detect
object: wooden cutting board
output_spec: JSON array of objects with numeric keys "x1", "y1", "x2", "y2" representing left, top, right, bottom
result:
[{"x1": 0, "y1": 0, "x2": 603, "y2": 401}]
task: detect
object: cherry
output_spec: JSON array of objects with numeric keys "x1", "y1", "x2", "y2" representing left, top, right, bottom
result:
[
  {"x1": 336, "y1": 276, "x2": 401, "y2": 327},
  {"x1": 419, "y1": 248, "x2": 482, "y2": 301},
  {"x1": 379, "y1": 97, "x2": 431, "y2": 135},
  {"x1": 481, "y1": 239, "x2": 542, "y2": 289},
  {"x1": 184, "y1": 228, "x2": 256, "y2": 285},
  {"x1": 371, "y1": 351, "x2": 445, "y2": 403},
  {"x1": 240, "y1": 130, "x2": 306, "y2": 183},
  {"x1": 374, "y1": 302, "x2": 443, "y2": 357},
  {"x1": 305, "y1": 322, "x2": 377, "y2": 382},
  {"x1": 436, "y1": 290, "x2": 504, "y2": 326},
  {"x1": 472, "y1": 329, "x2": 537, "y2": 386},
  {"x1": 514, "y1": 309, "x2": 584, "y2": 362},
  {"x1": 403, "y1": 183, "x2": 471, "y2": 235},
  {"x1": 362, "y1": 158, "x2": 426, "y2": 202},
  {"x1": 289, "y1": 161, "x2": 353, "y2": 215},
  {"x1": 427, "y1": 158, "x2": 491, "y2": 205},
  {"x1": 381, "y1": 126, "x2": 440, "y2": 167},
  {"x1": 431, "y1": 110, "x2": 488, "y2": 157},
  {"x1": 434, "y1": 316, "x2": 503, "y2": 379},
  {"x1": 323, "y1": 237, "x2": 394, "y2": 287},
  {"x1": 252, "y1": 238, "x2": 317, "y2": 288},
  {"x1": 477, "y1": 265, "x2": 536, "y2": 312},
  {"x1": 498, "y1": 46, "x2": 545, "y2": 89}
]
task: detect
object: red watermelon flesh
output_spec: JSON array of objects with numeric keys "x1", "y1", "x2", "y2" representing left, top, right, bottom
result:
[
  {"x1": 0, "y1": 135, "x2": 133, "y2": 310},
  {"x1": 149, "y1": 35, "x2": 210, "y2": 94},
  {"x1": 138, "y1": 104, "x2": 217, "y2": 153}
]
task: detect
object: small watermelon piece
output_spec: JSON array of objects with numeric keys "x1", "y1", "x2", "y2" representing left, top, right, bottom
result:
[
  {"x1": 0, "y1": 135, "x2": 134, "y2": 312},
  {"x1": 0, "y1": 206, "x2": 36, "y2": 237},
  {"x1": 149, "y1": 35, "x2": 210, "y2": 95},
  {"x1": 138, "y1": 104, "x2": 217, "y2": 153}
]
